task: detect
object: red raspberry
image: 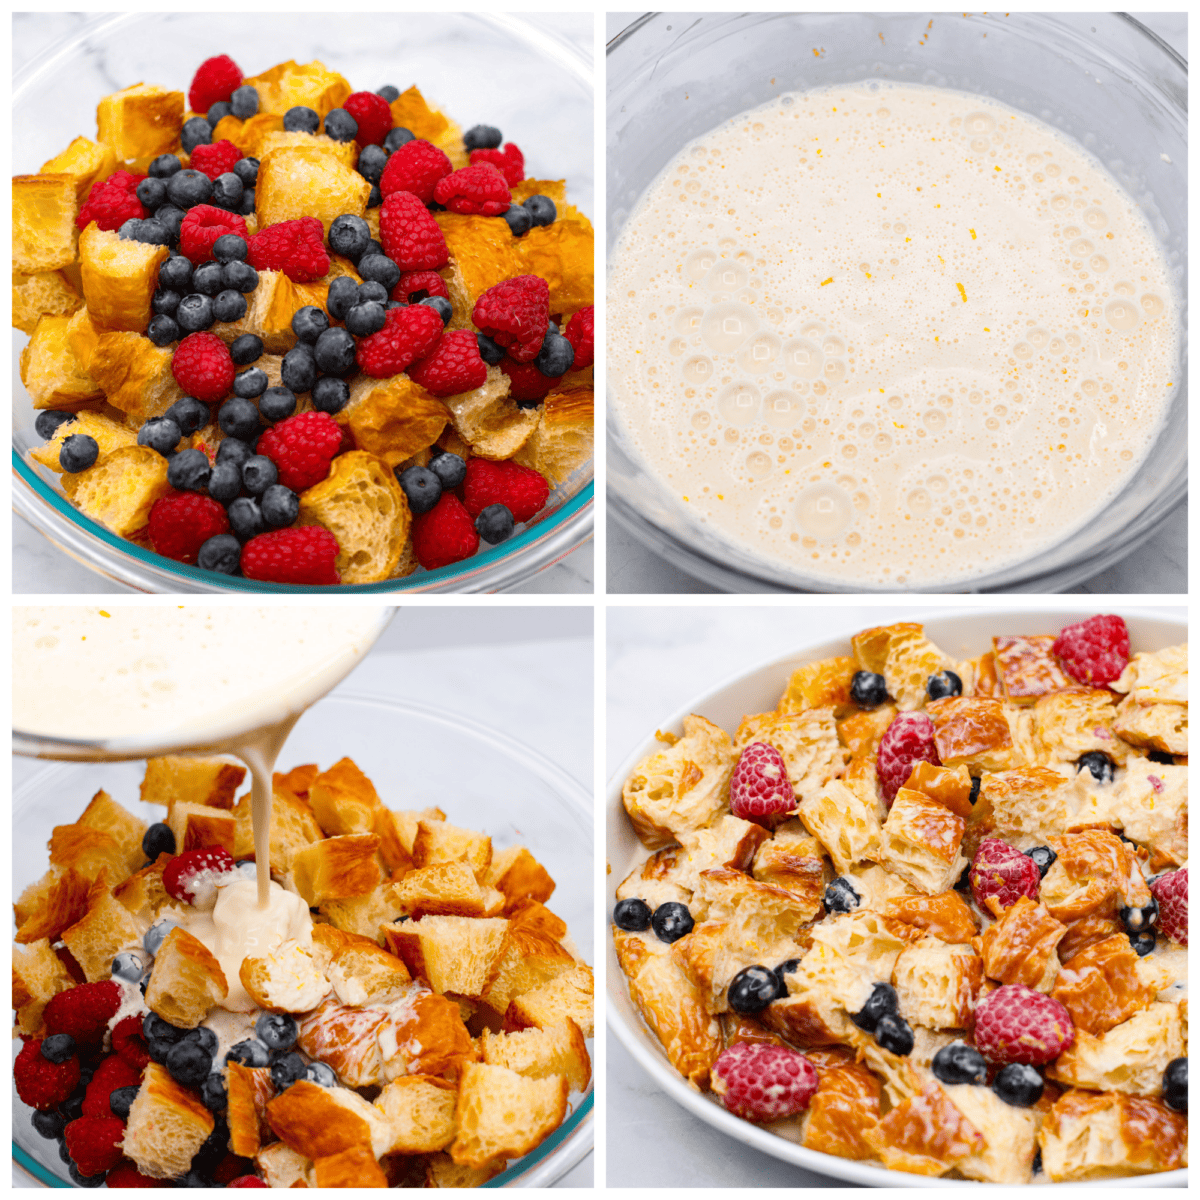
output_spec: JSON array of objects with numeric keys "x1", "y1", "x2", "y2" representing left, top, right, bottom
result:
[
  {"x1": 14, "y1": 1036, "x2": 81, "y2": 1110},
  {"x1": 433, "y1": 163, "x2": 512, "y2": 217},
  {"x1": 256, "y1": 411, "x2": 344, "y2": 492},
  {"x1": 472, "y1": 275, "x2": 549, "y2": 363},
  {"x1": 188, "y1": 54, "x2": 243, "y2": 114},
  {"x1": 105, "y1": 1161, "x2": 161, "y2": 1187},
  {"x1": 729, "y1": 742, "x2": 795, "y2": 826},
  {"x1": 378, "y1": 190, "x2": 449, "y2": 271},
  {"x1": 356, "y1": 304, "x2": 444, "y2": 378},
  {"x1": 189, "y1": 139, "x2": 243, "y2": 181},
  {"x1": 343, "y1": 91, "x2": 393, "y2": 146},
  {"x1": 241, "y1": 526, "x2": 341, "y2": 586},
  {"x1": 246, "y1": 216, "x2": 330, "y2": 283},
  {"x1": 228, "y1": 1176, "x2": 269, "y2": 1188},
  {"x1": 393, "y1": 270, "x2": 450, "y2": 304},
  {"x1": 111, "y1": 1015, "x2": 150, "y2": 1071},
  {"x1": 179, "y1": 203, "x2": 249, "y2": 265},
  {"x1": 43, "y1": 981, "x2": 122, "y2": 1045},
  {"x1": 876, "y1": 711, "x2": 941, "y2": 805},
  {"x1": 148, "y1": 492, "x2": 230, "y2": 564},
  {"x1": 974, "y1": 984, "x2": 1075, "y2": 1065},
  {"x1": 1052, "y1": 615, "x2": 1130, "y2": 685},
  {"x1": 76, "y1": 170, "x2": 146, "y2": 232},
  {"x1": 379, "y1": 138, "x2": 452, "y2": 203},
  {"x1": 1151, "y1": 868, "x2": 1187, "y2": 946},
  {"x1": 564, "y1": 306, "x2": 594, "y2": 371},
  {"x1": 412, "y1": 493, "x2": 480, "y2": 570},
  {"x1": 501, "y1": 357, "x2": 558, "y2": 403},
  {"x1": 711, "y1": 1042, "x2": 818, "y2": 1122},
  {"x1": 462, "y1": 458, "x2": 550, "y2": 524},
  {"x1": 408, "y1": 329, "x2": 488, "y2": 398},
  {"x1": 65, "y1": 1115, "x2": 126, "y2": 1178},
  {"x1": 172, "y1": 331, "x2": 235, "y2": 402},
  {"x1": 970, "y1": 838, "x2": 1041, "y2": 915},
  {"x1": 82, "y1": 1054, "x2": 142, "y2": 1118},
  {"x1": 163, "y1": 846, "x2": 236, "y2": 905},
  {"x1": 469, "y1": 143, "x2": 525, "y2": 187}
]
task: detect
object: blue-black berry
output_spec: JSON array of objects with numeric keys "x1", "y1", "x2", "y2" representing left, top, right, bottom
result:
[
  {"x1": 230, "y1": 85, "x2": 259, "y2": 119},
  {"x1": 281, "y1": 344, "x2": 318, "y2": 392},
  {"x1": 311, "y1": 376, "x2": 350, "y2": 415},
  {"x1": 216, "y1": 437, "x2": 254, "y2": 468},
  {"x1": 420, "y1": 295, "x2": 453, "y2": 326},
  {"x1": 993, "y1": 1063, "x2": 1044, "y2": 1107},
  {"x1": 31, "y1": 1109, "x2": 65, "y2": 1140},
  {"x1": 167, "y1": 448, "x2": 211, "y2": 491},
  {"x1": 200, "y1": 1072, "x2": 228, "y2": 1112},
  {"x1": 328, "y1": 215, "x2": 372, "y2": 263},
  {"x1": 851, "y1": 982, "x2": 899, "y2": 1033},
  {"x1": 152, "y1": 287, "x2": 181, "y2": 316},
  {"x1": 383, "y1": 126, "x2": 414, "y2": 153},
  {"x1": 429, "y1": 451, "x2": 467, "y2": 489},
  {"x1": 149, "y1": 154, "x2": 183, "y2": 179},
  {"x1": 180, "y1": 117, "x2": 213, "y2": 155},
  {"x1": 1025, "y1": 845, "x2": 1056, "y2": 877},
  {"x1": 158, "y1": 254, "x2": 194, "y2": 293},
  {"x1": 225, "y1": 1039, "x2": 270, "y2": 1068},
  {"x1": 218, "y1": 397, "x2": 260, "y2": 442},
  {"x1": 222, "y1": 260, "x2": 259, "y2": 293},
  {"x1": 523, "y1": 194, "x2": 557, "y2": 226},
  {"x1": 212, "y1": 233, "x2": 248, "y2": 263},
  {"x1": 357, "y1": 144, "x2": 389, "y2": 185},
  {"x1": 344, "y1": 300, "x2": 387, "y2": 337},
  {"x1": 108, "y1": 1084, "x2": 140, "y2": 1121},
  {"x1": 397, "y1": 465, "x2": 442, "y2": 515},
  {"x1": 612, "y1": 898, "x2": 652, "y2": 931},
  {"x1": 233, "y1": 367, "x2": 268, "y2": 398},
  {"x1": 502, "y1": 204, "x2": 533, "y2": 237},
  {"x1": 313, "y1": 327, "x2": 358, "y2": 376},
  {"x1": 146, "y1": 314, "x2": 180, "y2": 346},
  {"x1": 210, "y1": 172, "x2": 244, "y2": 210},
  {"x1": 874, "y1": 1012, "x2": 914, "y2": 1055},
  {"x1": 534, "y1": 332, "x2": 575, "y2": 377},
  {"x1": 927, "y1": 670, "x2": 963, "y2": 700},
  {"x1": 207, "y1": 101, "x2": 233, "y2": 125},
  {"x1": 206, "y1": 462, "x2": 242, "y2": 504},
  {"x1": 464, "y1": 124, "x2": 503, "y2": 150},
  {"x1": 256, "y1": 1012, "x2": 299, "y2": 1051},
  {"x1": 1163, "y1": 1057, "x2": 1187, "y2": 1113},
  {"x1": 376, "y1": 85, "x2": 401, "y2": 103},
  {"x1": 59, "y1": 434, "x2": 99, "y2": 472},
  {"x1": 1076, "y1": 751, "x2": 1115, "y2": 785},
  {"x1": 326, "y1": 275, "x2": 362, "y2": 320},
  {"x1": 166, "y1": 1038, "x2": 212, "y2": 1087},
  {"x1": 117, "y1": 215, "x2": 170, "y2": 245},
  {"x1": 35, "y1": 410, "x2": 75, "y2": 440},
  {"x1": 475, "y1": 503, "x2": 515, "y2": 544},
  {"x1": 260, "y1": 484, "x2": 299, "y2": 528},
  {"x1": 242, "y1": 455, "x2": 278, "y2": 496},
  {"x1": 727, "y1": 965, "x2": 784, "y2": 1014},
  {"x1": 198, "y1": 533, "x2": 242, "y2": 574},
  {"x1": 212, "y1": 289, "x2": 247, "y2": 323},
  {"x1": 824, "y1": 876, "x2": 861, "y2": 914},
  {"x1": 229, "y1": 333, "x2": 264, "y2": 365},
  {"x1": 260, "y1": 386, "x2": 297, "y2": 423},
  {"x1": 850, "y1": 670, "x2": 888, "y2": 708},
  {"x1": 357, "y1": 253, "x2": 401, "y2": 291},
  {"x1": 476, "y1": 333, "x2": 506, "y2": 366},
  {"x1": 932, "y1": 1041, "x2": 987, "y2": 1085},
  {"x1": 164, "y1": 395, "x2": 209, "y2": 436},
  {"x1": 136, "y1": 177, "x2": 168, "y2": 210},
  {"x1": 283, "y1": 106, "x2": 320, "y2": 133},
  {"x1": 651, "y1": 901, "x2": 693, "y2": 944},
  {"x1": 292, "y1": 305, "x2": 330, "y2": 344},
  {"x1": 227, "y1": 497, "x2": 265, "y2": 541},
  {"x1": 192, "y1": 261, "x2": 226, "y2": 296},
  {"x1": 40, "y1": 1034, "x2": 76, "y2": 1064},
  {"x1": 167, "y1": 168, "x2": 213, "y2": 209},
  {"x1": 306, "y1": 1061, "x2": 337, "y2": 1088},
  {"x1": 233, "y1": 157, "x2": 259, "y2": 188},
  {"x1": 323, "y1": 109, "x2": 358, "y2": 142},
  {"x1": 175, "y1": 294, "x2": 214, "y2": 332},
  {"x1": 137, "y1": 416, "x2": 182, "y2": 457},
  {"x1": 358, "y1": 279, "x2": 388, "y2": 305}
]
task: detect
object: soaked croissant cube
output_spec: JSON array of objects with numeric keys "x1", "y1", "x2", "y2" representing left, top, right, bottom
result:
[
  {"x1": 776, "y1": 656, "x2": 859, "y2": 714},
  {"x1": 837, "y1": 704, "x2": 897, "y2": 758},
  {"x1": 1113, "y1": 643, "x2": 1188, "y2": 705},
  {"x1": 800, "y1": 1058, "x2": 882, "y2": 1161},
  {"x1": 241, "y1": 59, "x2": 351, "y2": 119},
  {"x1": 388, "y1": 86, "x2": 465, "y2": 165},
  {"x1": 88, "y1": 330, "x2": 185, "y2": 423},
  {"x1": 905, "y1": 760, "x2": 973, "y2": 818},
  {"x1": 615, "y1": 848, "x2": 691, "y2": 912},
  {"x1": 1112, "y1": 697, "x2": 1187, "y2": 756},
  {"x1": 79, "y1": 224, "x2": 170, "y2": 332},
  {"x1": 691, "y1": 866, "x2": 810, "y2": 936},
  {"x1": 776, "y1": 940, "x2": 873, "y2": 1026},
  {"x1": 673, "y1": 813, "x2": 770, "y2": 893},
  {"x1": 40, "y1": 136, "x2": 118, "y2": 203},
  {"x1": 19, "y1": 314, "x2": 103, "y2": 409},
  {"x1": 672, "y1": 913, "x2": 799, "y2": 1014},
  {"x1": 943, "y1": 1082, "x2": 1040, "y2": 1183},
  {"x1": 796, "y1": 779, "x2": 881, "y2": 875},
  {"x1": 879, "y1": 889, "x2": 978, "y2": 944},
  {"x1": 1052, "y1": 933, "x2": 1159, "y2": 1036},
  {"x1": 1035, "y1": 688, "x2": 1128, "y2": 765},
  {"x1": 877, "y1": 788, "x2": 967, "y2": 895},
  {"x1": 1107, "y1": 757, "x2": 1188, "y2": 865},
  {"x1": 621, "y1": 715, "x2": 736, "y2": 849},
  {"x1": 979, "y1": 766, "x2": 1078, "y2": 840},
  {"x1": 735, "y1": 707, "x2": 848, "y2": 804},
  {"x1": 515, "y1": 213, "x2": 594, "y2": 315},
  {"x1": 13, "y1": 174, "x2": 78, "y2": 273},
  {"x1": 864, "y1": 1083, "x2": 984, "y2": 1176},
  {"x1": 1048, "y1": 1002, "x2": 1185, "y2": 1097},
  {"x1": 978, "y1": 896, "x2": 1067, "y2": 991},
  {"x1": 808, "y1": 908, "x2": 921, "y2": 988},
  {"x1": 926, "y1": 696, "x2": 1022, "y2": 772},
  {"x1": 751, "y1": 828, "x2": 826, "y2": 920},
  {"x1": 963, "y1": 651, "x2": 1001, "y2": 698},
  {"x1": 436, "y1": 214, "x2": 521, "y2": 317},
  {"x1": 256, "y1": 145, "x2": 370, "y2": 234},
  {"x1": 994, "y1": 634, "x2": 1071, "y2": 704},
  {"x1": 891, "y1": 936, "x2": 983, "y2": 1029},
  {"x1": 852, "y1": 622, "x2": 954, "y2": 711},
  {"x1": 1040, "y1": 829, "x2": 1152, "y2": 923},
  {"x1": 96, "y1": 82, "x2": 185, "y2": 160},
  {"x1": 61, "y1": 444, "x2": 171, "y2": 537},
  {"x1": 12, "y1": 269, "x2": 83, "y2": 335}
]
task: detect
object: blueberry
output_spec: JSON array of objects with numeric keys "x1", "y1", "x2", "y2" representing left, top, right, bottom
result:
[
  {"x1": 523, "y1": 194, "x2": 557, "y2": 227},
  {"x1": 59, "y1": 434, "x2": 99, "y2": 473},
  {"x1": 108, "y1": 1083, "x2": 140, "y2": 1120},
  {"x1": 198, "y1": 533, "x2": 241, "y2": 574},
  {"x1": 260, "y1": 385, "x2": 297, "y2": 423},
  {"x1": 727, "y1": 964, "x2": 785, "y2": 1014},
  {"x1": 35, "y1": 410, "x2": 75, "y2": 440},
  {"x1": 357, "y1": 253, "x2": 401, "y2": 291},
  {"x1": 932, "y1": 1041, "x2": 988, "y2": 1085},
  {"x1": 927, "y1": 670, "x2": 963, "y2": 700},
  {"x1": 31, "y1": 1109, "x2": 65, "y2": 1140},
  {"x1": 376, "y1": 85, "x2": 400, "y2": 103},
  {"x1": 233, "y1": 157, "x2": 259, "y2": 188},
  {"x1": 476, "y1": 333, "x2": 506, "y2": 366},
  {"x1": 367, "y1": 184, "x2": 382, "y2": 208},
  {"x1": 153, "y1": 204, "x2": 186, "y2": 243},
  {"x1": 429, "y1": 451, "x2": 467, "y2": 489},
  {"x1": 230, "y1": 85, "x2": 259, "y2": 119},
  {"x1": 1129, "y1": 929, "x2": 1157, "y2": 956},
  {"x1": 141, "y1": 821, "x2": 176, "y2": 859},
  {"x1": 122, "y1": 211, "x2": 168, "y2": 243},
  {"x1": 1025, "y1": 845, "x2": 1056, "y2": 877},
  {"x1": 152, "y1": 287, "x2": 181, "y2": 316},
  {"x1": 306, "y1": 1061, "x2": 337, "y2": 1088},
  {"x1": 323, "y1": 108, "x2": 359, "y2": 142},
  {"x1": 149, "y1": 153, "x2": 183, "y2": 179},
  {"x1": 142, "y1": 920, "x2": 180, "y2": 958},
  {"x1": 774, "y1": 958, "x2": 802, "y2": 992},
  {"x1": 362, "y1": 237, "x2": 385, "y2": 261},
  {"x1": 283, "y1": 106, "x2": 320, "y2": 133},
  {"x1": 850, "y1": 982, "x2": 899, "y2": 1033},
  {"x1": 212, "y1": 233, "x2": 248, "y2": 263},
  {"x1": 167, "y1": 168, "x2": 213, "y2": 209},
  {"x1": 181, "y1": 116, "x2": 213, "y2": 155},
  {"x1": 61, "y1": 1092, "x2": 86, "y2": 1122},
  {"x1": 290, "y1": 305, "x2": 329, "y2": 345},
  {"x1": 40, "y1": 1033, "x2": 76, "y2": 1064},
  {"x1": 328, "y1": 215, "x2": 372, "y2": 263},
  {"x1": 386, "y1": 299, "x2": 405, "y2": 310},
  {"x1": 168, "y1": 448, "x2": 211, "y2": 491},
  {"x1": 344, "y1": 300, "x2": 387, "y2": 337},
  {"x1": 824, "y1": 876, "x2": 861, "y2": 914},
  {"x1": 230, "y1": 333, "x2": 264, "y2": 365},
  {"x1": 271, "y1": 1050, "x2": 309, "y2": 1090},
  {"x1": 502, "y1": 204, "x2": 533, "y2": 237},
  {"x1": 475, "y1": 503, "x2": 515, "y2": 544},
  {"x1": 874, "y1": 1012, "x2": 914, "y2": 1055},
  {"x1": 397, "y1": 465, "x2": 442, "y2": 515},
  {"x1": 1163, "y1": 1057, "x2": 1187, "y2": 1112},
  {"x1": 227, "y1": 496, "x2": 265, "y2": 541},
  {"x1": 420, "y1": 295, "x2": 453, "y2": 326},
  {"x1": 58, "y1": 1133, "x2": 74, "y2": 1160},
  {"x1": 313, "y1": 327, "x2": 358, "y2": 376},
  {"x1": 281, "y1": 344, "x2": 318, "y2": 392},
  {"x1": 969, "y1": 775, "x2": 981, "y2": 806},
  {"x1": 143, "y1": 1011, "x2": 184, "y2": 1047},
  {"x1": 175, "y1": 293, "x2": 215, "y2": 332},
  {"x1": 326, "y1": 275, "x2": 362, "y2": 320},
  {"x1": 178, "y1": 1170, "x2": 215, "y2": 1188},
  {"x1": 612, "y1": 898, "x2": 653, "y2": 931},
  {"x1": 69, "y1": 1163, "x2": 107, "y2": 1188},
  {"x1": 357, "y1": 144, "x2": 389, "y2": 185},
  {"x1": 850, "y1": 670, "x2": 888, "y2": 708},
  {"x1": 1076, "y1": 751, "x2": 1115, "y2": 784},
  {"x1": 260, "y1": 484, "x2": 299, "y2": 528},
  {"x1": 993, "y1": 1062, "x2": 1044, "y2": 1107},
  {"x1": 212, "y1": 289, "x2": 247, "y2": 323},
  {"x1": 216, "y1": 437, "x2": 254, "y2": 468},
  {"x1": 158, "y1": 254, "x2": 194, "y2": 293},
  {"x1": 182, "y1": 1026, "x2": 218, "y2": 1056},
  {"x1": 238, "y1": 188, "x2": 255, "y2": 217},
  {"x1": 256, "y1": 1011, "x2": 299, "y2": 1051},
  {"x1": 232, "y1": 367, "x2": 268, "y2": 399},
  {"x1": 358, "y1": 279, "x2": 389, "y2": 305},
  {"x1": 464, "y1": 124, "x2": 503, "y2": 151},
  {"x1": 193, "y1": 261, "x2": 226, "y2": 296},
  {"x1": 135, "y1": 176, "x2": 168, "y2": 210},
  {"x1": 201, "y1": 1072, "x2": 228, "y2": 1112},
  {"x1": 207, "y1": 101, "x2": 233, "y2": 125},
  {"x1": 651, "y1": 901, "x2": 693, "y2": 944},
  {"x1": 1118, "y1": 900, "x2": 1159, "y2": 935},
  {"x1": 164, "y1": 395, "x2": 210, "y2": 436},
  {"x1": 210, "y1": 171, "x2": 244, "y2": 210},
  {"x1": 534, "y1": 332, "x2": 574, "y2": 377},
  {"x1": 242, "y1": 455, "x2": 278, "y2": 496},
  {"x1": 218, "y1": 397, "x2": 260, "y2": 441},
  {"x1": 225, "y1": 1039, "x2": 270, "y2": 1068},
  {"x1": 383, "y1": 126, "x2": 415, "y2": 153}
]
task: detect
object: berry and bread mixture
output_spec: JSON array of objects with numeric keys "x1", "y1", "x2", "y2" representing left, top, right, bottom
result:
[
  {"x1": 14, "y1": 54, "x2": 594, "y2": 585},
  {"x1": 613, "y1": 616, "x2": 1187, "y2": 1182},
  {"x1": 15, "y1": 757, "x2": 594, "y2": 1186}
]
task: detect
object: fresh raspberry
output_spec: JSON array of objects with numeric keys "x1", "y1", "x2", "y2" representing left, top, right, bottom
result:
[
  {"x1": 179, "y1": 203, "x2": 249, "y2": 265},
  {"x1": 1151, "y1": 868, "x2": 1187, "y2": 946},
  {"x1": 564, "y1": 306, "x2": 594, "y2": 370},
  {"x1": 82, "y1": 1054, "x2": 142, "y2": 1118},
  {"x1": 43, "y1": 981, "x2": 122, "y2": 1045},
  {"x1": 462, "y1": 458, "x2": 550, "y2": 524},
  {"x1": 76, "y1": 170, "x2": 146, "y2": 232},
  {"x1": 148, "y1": 492, "x2": 231, "y2": 564},
  {"x1": 110, "y1": 1015, "x2": 151, "y2": 1072},
  {"x1": 501, "y1": 357, "x2": 559, "y2": 403},
  {"x1": 256, "y1": 411, "x2": 344, "y2": 492},
  {"x1": 472, "y1": 275, "x2": 550, "y2": 363},
  {"x1": 189, "y1": 139, "x2": 243, "y2": 182},
  {"x1": 241, "y1": 527, "x2": 341, "y2": 586},
  {"x1": 1052, "y1": 615, "x2": 1130, "y2": 685},
  {"x1": 14, "y1": 1036, "x2": 81, "y2": 1110},
  {"x1": 188, "y1": 54, "x2": 243, "y2": 114},
  {"x1": 729, "y1": 742, "x2": 795, "y2": 826},
  {"x1": 711, "y1": 1042, "x2": 818, "y2": 1122},
  {"x1": 228, "y1": 1176, "x2": 268, "y2": 1188},
  {"x1": 876, "y1": 711, "x2": 941, "y2": 805},
  {"x1": 105, "y1": 1161, "x2": 161, "y2": 1188},
  {"x1": 246, "y1": 216, "x2": 330, "y2": 283},
  {"x1": 343, "y1": 91, "x2": 393, "y2": 146},
  {"x1": 215, "y1": 1157, "x2": 261, "y2": 1186},
  {"x1": 163, "y1": 846, "x2": 236, "y2": 905},
  {"x1": 412, "y1": 493, "x2": 479, "y2": 571},
  {"x1": 393, "y1": 270, "x2": 450, "y2": 304},
  {"x1": 973, "y1": 984, "x2": 1075, "y2": 1065},
  {"x1": 378, "y1": 190, "x2": 449, "y2": 271},
  {"x1": 172, "y1": 331, "x2": 235, "y2": 402},
  {"x1": 970, "y1": 839, "x2": 1041, "y2": 915},
  {"x1": 433, "y1": 163, "x2": 512, "y2": 217},
  {"x1": 356, "y1": 304, "x2": 444, "y2": 378},
  {"x1": 65, "y1": 1115, "x2": 126, "y2": 1178},
  {"x1": 379, "y1": 138, "x2": 452, "y2": 203},
  {"x1": 469, "y1": 143, "x2": 525, "y2": 187},
  {"x1": 408, "y1": 329, "x2": 488, "y2": 398}
]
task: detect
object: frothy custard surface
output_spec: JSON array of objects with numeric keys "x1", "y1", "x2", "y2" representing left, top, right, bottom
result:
[{"x1": 608, "y1": 82, "x2": 1180, "y2": 587}]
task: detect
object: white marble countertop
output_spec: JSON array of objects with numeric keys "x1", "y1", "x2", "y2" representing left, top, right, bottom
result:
[{"x1": 13, "y1": 609, "x2": 593, "y2": 1187}]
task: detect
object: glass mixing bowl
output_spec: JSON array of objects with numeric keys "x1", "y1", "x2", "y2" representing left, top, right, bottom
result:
[
  {"x1": 607, "y1": 13, "x2": 1186, "y2": 593},
  {"x1": 13, "y1": 12, "x2": 593, "y2": 594},
  {"x1": 14, "y1": 691, "x2": 594, "y2": 1187}
]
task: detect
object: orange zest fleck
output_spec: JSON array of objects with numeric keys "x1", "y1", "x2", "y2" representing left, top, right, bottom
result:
[
  {"x1": 820, "y1": 277, "x2": 833, "y2": 286},
  {"x1": 956, "y1": 283, "x2": 967, "y2": 303}
]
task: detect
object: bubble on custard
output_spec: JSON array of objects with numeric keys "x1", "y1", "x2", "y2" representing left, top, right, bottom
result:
[
  {"x1": 717, "y1": 381, "x2": 761, "y2": 425},
  {"x1": 1141, "y1": 293, "x2": 1165, "y2": 318},
  {"x1": 781, "y1": 337, "x2": 824, "y2": 379},
  {"x1": 703, "y1": 259, "x2": 750, "y2": 294},
  {"x1": 683, "y1": 247, "x2": 719, "y2": 282},
  {"x1": 701, "y1": 302, "x2": 758, "y2": 353},
  {"x1": 745, "y1": 450, "x2": 772, "y2": 479},
  {"x1": 682, "y1": 356, "x2": 713, "y2": 383},
  {"x1": 795, "y1": 482, "x2": 855, "y2": 538},
  {"x1": 1105, "y1": 299, "x2": 1140, "y2": 333},
  {"x1": 674, "y1": 307, "x2": 704, "y2": 334},
  {"x1": 738, "y1": 332, "x2": 782, "y2": 374}
]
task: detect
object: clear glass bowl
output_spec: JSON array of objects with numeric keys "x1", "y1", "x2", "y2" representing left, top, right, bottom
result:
[
  {"x1": 14, "y1": 690, "x2": 594, "y2": 1187},
  {"x1": 607, "y1": 13, "x2": 1186, "y2": 593},
  {"x1": 13, "y1": 12, "x2": 593, "y2": 594}
]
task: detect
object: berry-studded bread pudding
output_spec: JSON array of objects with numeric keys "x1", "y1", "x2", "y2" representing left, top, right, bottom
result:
[
  {"x1": 14, "y1": 53, "x2": 593, "y2": 585},
  {"x1": 612, "y1": 616, "x2": 1187, "y2": 1183},
  {"x1": 14, "y1": 756, "x2": 593, "y2": 1186}
]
